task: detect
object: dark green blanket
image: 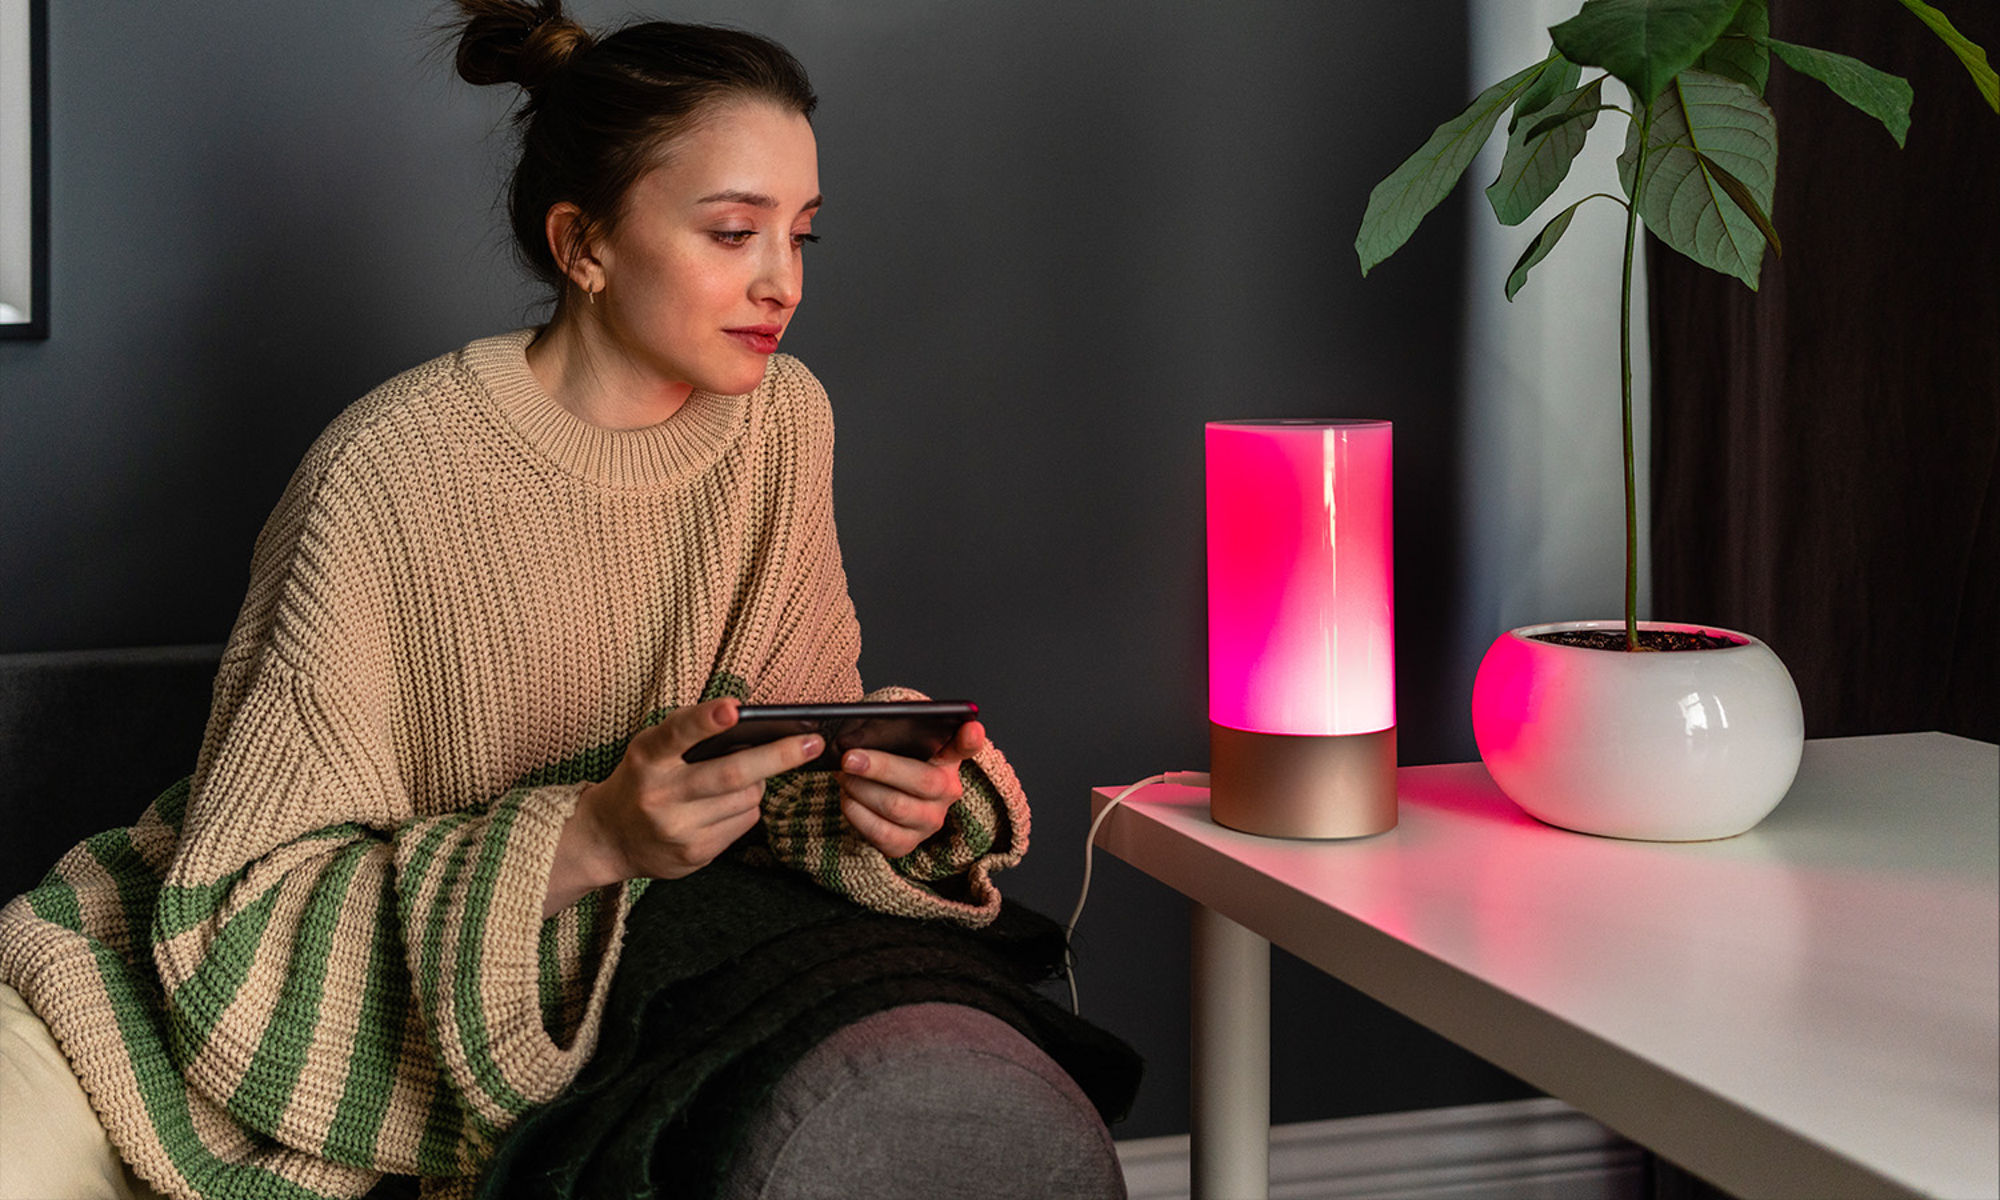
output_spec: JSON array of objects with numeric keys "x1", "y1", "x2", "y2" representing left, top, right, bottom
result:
[{"x1": 475, "y1": 853, "x2": 1142, "y2": 1199}]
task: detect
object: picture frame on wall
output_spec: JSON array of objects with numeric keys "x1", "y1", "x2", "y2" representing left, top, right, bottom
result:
[{"x1": 2, "y1": 0, "x2": 48, "y2": 340}]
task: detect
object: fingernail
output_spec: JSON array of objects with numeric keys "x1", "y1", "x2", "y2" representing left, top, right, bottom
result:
[
  {"x1": 802, "y1": 736, "x2": 824, "y2": 756},
  {"x1": 844, "y1": 751, "x2": 868, "y2": 772}
]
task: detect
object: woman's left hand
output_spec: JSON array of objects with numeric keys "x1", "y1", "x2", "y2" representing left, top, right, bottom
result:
[{"x1": 837, "y1": 721, "x2": 987, "y2": 859}]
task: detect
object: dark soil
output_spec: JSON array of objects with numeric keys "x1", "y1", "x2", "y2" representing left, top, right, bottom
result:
[{"x1": 1530, "y1": 628, "x2": 1742, "y2": 652}]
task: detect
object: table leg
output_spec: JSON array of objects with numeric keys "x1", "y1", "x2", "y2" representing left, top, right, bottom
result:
[{"x1": 1190, "y1": 900, "x2": 1270, "y2": 1200}]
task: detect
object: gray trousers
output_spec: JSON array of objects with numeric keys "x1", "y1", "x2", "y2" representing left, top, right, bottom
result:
[{"x1": 722, "y1": 1003, "x2": 1128, "y2": 1200}]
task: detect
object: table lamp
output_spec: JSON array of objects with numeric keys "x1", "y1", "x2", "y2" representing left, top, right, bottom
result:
[{"x1": 1206, "y1": 419, "x2": 1397, "y2": 838}]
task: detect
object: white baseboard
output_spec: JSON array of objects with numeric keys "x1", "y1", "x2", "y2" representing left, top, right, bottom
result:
[{"x1": 1115, "y1": 1096, "x2": 1648, "y2": 1200}]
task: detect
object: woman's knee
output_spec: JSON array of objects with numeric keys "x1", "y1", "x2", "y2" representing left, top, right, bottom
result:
[{"x1": 726, "y1": 1003, "x2": 1126, "y2": 1200}]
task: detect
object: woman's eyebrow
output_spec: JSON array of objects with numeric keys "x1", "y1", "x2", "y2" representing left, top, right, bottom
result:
[{"x1": 696, "y1": 190, "x2": 823, "y2": 213}]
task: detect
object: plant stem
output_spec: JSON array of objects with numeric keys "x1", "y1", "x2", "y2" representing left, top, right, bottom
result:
[{"x1": 1620, "y1": 102, "x2": 1649, "y2": 652}]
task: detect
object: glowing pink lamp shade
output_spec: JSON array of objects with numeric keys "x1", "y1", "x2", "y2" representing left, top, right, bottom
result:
[{"x1": 1205, "y1": 419, "x2": 1398, "y2": 838}]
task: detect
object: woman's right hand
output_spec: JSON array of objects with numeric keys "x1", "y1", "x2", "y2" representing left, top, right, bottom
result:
[{"x1": 544, "y1": 698, "x2": 823, "y2": 916}]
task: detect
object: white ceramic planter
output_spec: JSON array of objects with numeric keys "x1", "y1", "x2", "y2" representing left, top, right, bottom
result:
[{"x1": 1470, "y1": 620, "x2": 1805, "y2": 841}]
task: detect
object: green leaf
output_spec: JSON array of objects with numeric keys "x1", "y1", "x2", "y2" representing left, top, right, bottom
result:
[
  {"x1": 1356, "y1": 57, "x2": 1557, "y2": 276},
  {"x1": 1510, "y1": 53, "x2": 1582, "y2": 134},
  {"x1": 1696, "y1": 150, "x2": 1782, "y2": 255},
  {"x1": 1505, "y1": 196, "x2": 1590, "y2": 300},
  {"x1": 1524, "y1": 103, "x2": 1623, "y2": 143},
  {"x1": 1896, "y1": 0, "x2": 1999, "y2": 112},
  {"x1": 1698, "y1": 0, "x2": 1769, "y2": 93},
  {"x1": 1624, "y1": 69, "x2": 1777, "y2": 289},
  {"x1": 1767, "y1": 38, "x2": 1913, "y2": 147},
  {"x1": 1487, "y1": 77, "x2": 1608, "y2": 226},
  {"x1": 1551, "y1": 0, "x2": 1745, "y2": 103}
]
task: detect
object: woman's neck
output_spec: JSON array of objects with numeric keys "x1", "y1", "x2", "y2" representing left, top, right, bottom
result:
[{"x1": 525, "y1": 311, "x2": 694, "y2": 431}]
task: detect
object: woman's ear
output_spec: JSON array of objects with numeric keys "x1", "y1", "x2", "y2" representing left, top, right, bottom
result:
[{"x1": 545, "y1": 202, "x2": 603, "y2": 296}]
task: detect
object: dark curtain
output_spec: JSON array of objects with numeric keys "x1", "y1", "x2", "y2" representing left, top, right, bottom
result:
[{"x1": 1649, "y1": 0, "x2": 1999, "y2": 743}]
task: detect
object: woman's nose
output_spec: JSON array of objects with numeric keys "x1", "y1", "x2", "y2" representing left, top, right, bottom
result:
[{"x1": 754, "y1": 244, "x2": 803, "y2": 309}]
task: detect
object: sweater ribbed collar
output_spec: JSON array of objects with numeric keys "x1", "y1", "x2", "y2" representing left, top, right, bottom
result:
[{"x1": 463, "y1": 328, "x2": 751, "y2": 490}]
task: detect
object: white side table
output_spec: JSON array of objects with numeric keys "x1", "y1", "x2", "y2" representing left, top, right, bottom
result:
[{"x1": 1091, "y1": 733, "x2": 1999, "y2": 1200}]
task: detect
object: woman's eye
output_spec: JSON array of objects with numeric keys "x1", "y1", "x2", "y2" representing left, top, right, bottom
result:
[
  {"x1": 792, "y1": 232, "x2": 820, "y2": 249},
  {"x1": 712, "y1": 230, "x2": 754, "y2": 247}
]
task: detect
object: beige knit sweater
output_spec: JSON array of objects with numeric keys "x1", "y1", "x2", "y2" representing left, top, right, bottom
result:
[{"x1": 0, "y1": 331, "x2": 1030, "y2": 1199}]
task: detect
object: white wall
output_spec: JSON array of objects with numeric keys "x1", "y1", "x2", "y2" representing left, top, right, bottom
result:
[{"x1": 1458, "y1": 0, "x2": 1652, "y2": 675}]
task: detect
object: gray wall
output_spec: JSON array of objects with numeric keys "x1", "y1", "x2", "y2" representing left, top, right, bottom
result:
[{"x1": 0, "y1": 1, "x2": 1536, "y2": 1138}]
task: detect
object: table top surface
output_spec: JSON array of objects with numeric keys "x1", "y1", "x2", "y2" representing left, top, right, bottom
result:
[{"x1": 1091, "y1": 732, "x2": 1999, "y2": 1200}]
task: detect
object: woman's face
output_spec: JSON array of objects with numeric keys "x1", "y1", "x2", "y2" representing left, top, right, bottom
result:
[{"x1": 587, "y1": 99, "x2": 820, "y2": 399}]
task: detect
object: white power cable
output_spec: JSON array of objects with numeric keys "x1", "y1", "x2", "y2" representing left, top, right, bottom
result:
[{"x1": 1064, "y1": 769, "x2": 1210, "y2": 1014}]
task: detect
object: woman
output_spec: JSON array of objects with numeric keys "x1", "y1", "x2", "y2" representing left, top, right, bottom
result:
[{"x1": 0, "y1": 4, "x2": 1132, "y2": 1197}]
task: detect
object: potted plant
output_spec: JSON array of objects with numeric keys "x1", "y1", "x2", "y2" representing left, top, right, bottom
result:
[{"x1": 1355, "y1": 0, "x2": 1995, "y2": 839}]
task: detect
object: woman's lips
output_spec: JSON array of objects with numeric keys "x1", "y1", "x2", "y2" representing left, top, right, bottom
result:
[{"x1": 725, "y1": 326, "x2": 782, "y2": 354}]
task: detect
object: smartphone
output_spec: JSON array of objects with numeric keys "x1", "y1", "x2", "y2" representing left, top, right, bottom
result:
[{"x1": 681, "y1": 700, "x2": 979, "y2": 771}]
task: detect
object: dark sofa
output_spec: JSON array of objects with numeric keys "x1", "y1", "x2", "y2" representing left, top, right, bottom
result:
[{"x1": 0, "y1": 644, "x2": 221, "y2": 899}]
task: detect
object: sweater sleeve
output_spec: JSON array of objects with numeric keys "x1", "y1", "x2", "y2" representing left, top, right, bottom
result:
[
  {"x1": 151, "y1": 464, "x2": 631, "y2": 1178},
  {"x1": 757, "y1": 687, "x2": 1031, "y2": 929},
  {"x1": 154, "y1": 652, "x2": 631, "y2": 1179}
]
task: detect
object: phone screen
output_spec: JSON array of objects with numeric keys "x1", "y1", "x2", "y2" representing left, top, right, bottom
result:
[{"x1": 681, "y1": 701, "x2": 977, "y2": 771}]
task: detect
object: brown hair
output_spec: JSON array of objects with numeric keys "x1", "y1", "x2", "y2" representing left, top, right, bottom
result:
[{"x1": 448, "y1": 1, "x2": 817, "y2": 301}]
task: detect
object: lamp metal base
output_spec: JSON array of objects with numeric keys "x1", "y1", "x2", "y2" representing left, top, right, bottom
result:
[{"x1": 1209, "y1": 722, "x2": 1397, "y2": 839}]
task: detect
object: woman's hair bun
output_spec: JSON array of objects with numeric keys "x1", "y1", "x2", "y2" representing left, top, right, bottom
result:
[{"x1": 452, "y1": 0, "x2": 593, "y2": 92}]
